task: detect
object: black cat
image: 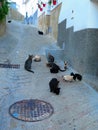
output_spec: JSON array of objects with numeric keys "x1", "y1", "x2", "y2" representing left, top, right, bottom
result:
[
  {"x1": 38, "y1": 31, "x2": 43, "y2": 35},
  {"x1": 24, "y1": 55, "x2": 34, "y2": 73},
  {"x1": 50, "y1": 63, "x2": 66, "y2": 73},
  {"x1": 8, "y1": 20, "x2": 12, "y2": 23},
  {"x1": 70, "y1": 72, "x2": 82, "y2": 81},
  {"x1": 49, "y1": 78, "x2": 60, "y2": 95},
  {"x1": 54, "y1": 87, "x2": 60, "y2": 95}
]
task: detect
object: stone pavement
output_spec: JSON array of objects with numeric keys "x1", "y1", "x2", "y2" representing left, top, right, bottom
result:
[{"x1": 0, "y1": 20, "x2": 98, "y2": 130}]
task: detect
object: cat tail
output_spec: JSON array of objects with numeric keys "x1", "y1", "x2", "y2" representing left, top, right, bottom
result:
[
  {"x1": 26, "y1": 69, "x2": 34, "y2": 73},
  {"x1": 59, "y1": 69, "x2": 66, "y2": 72}
]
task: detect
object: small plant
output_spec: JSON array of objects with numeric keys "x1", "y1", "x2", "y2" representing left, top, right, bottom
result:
[
  {"x1": 48, "y1": 0, "x2": 52, "y2": 5},
  {"x1": 0, "y1": 0, "x2": 9, "y2": 21}
]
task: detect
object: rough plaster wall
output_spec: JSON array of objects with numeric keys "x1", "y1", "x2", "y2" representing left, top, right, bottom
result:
[
  {"x1": 38, "y1": 3, "x2": 62, "y2": 40},
  {"x1": 38, "y1": 13, "x2": 50, "y2": 33},
  {"x1": 9, "y1": 8, "x2": 24, "y2": 21},
  {"x1": 57, "y1": 19, "x2": 66, "y2": 48},
  {"x1": 50, "y1": 3, "x2": 62, "y2": 40},
  {"x1": 38, "y1": 12, "x2": 45, "y2": 32},
  {"x1": 0, "y1": 18, "x2": 6, "y2": 36},
  {"x1": 58, "y1": 20, "x2": 98, "y2": 77},
  {"x1": 84, "y1": 29, "x2": 98, "y2": 75}
]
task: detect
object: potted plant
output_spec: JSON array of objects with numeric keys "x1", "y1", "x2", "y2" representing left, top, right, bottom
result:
[
  {"x1": 41, "y1": 1, "x2": 46, "y2": 7},
  {"x1": 37, "y1": 3, "x2": 43, "y2": 11},
  {"x1": 48, "y1": 0, "x2": 52, "y2": 5},
  {"x1": 53, "y1": 0, "x2": 56, "y2": 5}
]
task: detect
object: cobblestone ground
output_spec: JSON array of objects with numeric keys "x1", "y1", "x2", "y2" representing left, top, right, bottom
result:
[{"x1": 0, "y1": 20, "x2": 98, "y2": 130}]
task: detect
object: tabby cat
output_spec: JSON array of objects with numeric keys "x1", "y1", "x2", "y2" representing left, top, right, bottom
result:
[{"x1": 24, "y1": 55, "x2": 34, "y2": 73}]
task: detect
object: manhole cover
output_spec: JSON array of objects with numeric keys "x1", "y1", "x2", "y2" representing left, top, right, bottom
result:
[
  {"x1": 0, "y1": 63, "x2": 20, "y2": 69},
  {"x1": 9, "y1": 99, "x2": 54, "y2": 122}
]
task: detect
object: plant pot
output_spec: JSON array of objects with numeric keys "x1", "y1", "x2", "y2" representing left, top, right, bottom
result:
[
  {"x1": 43, "y1": 4, "x2": 46, "y2": 7},
  {"x1": 40, "y1": 8, "x2": 43, "y2": 11},
  {"x1": 53, "y1": 0, "x2": 56, "y2": 5}
]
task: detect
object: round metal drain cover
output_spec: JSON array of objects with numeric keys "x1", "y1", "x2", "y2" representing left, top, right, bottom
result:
[{"x1": 9, "y1": 99, "x2": 54, "y2": 122}]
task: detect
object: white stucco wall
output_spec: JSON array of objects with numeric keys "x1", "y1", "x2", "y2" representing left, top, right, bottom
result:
[
  {"x1": 59, "y1": 0, "x2": 98, "y2": 31},
  {"x1": 88, "y1": 1, "x2": 98, "y2": 28},
  {"x1": 73, "y1": 0, "x2": 89, "y2": 31},
  {"x1": 25, "y1": 0, "x2": 38, "y2": 17},
  {"x1": 59, "y1": 0, "x2": 74, "y2": 27}
]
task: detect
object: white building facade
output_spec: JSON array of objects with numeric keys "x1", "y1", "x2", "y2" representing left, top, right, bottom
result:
[{"x1": 59, "y1": 0, "x2": 98, "y2": 31}]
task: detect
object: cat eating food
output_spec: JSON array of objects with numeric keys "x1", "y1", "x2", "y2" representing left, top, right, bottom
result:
[
  {"x1": 24, "y1": 55, "x2": 34, "y2": 73},
  {"x1": 49, "y1": 78, "x2": 60, "y2": 95},
  {"x1": 70, "y1": 72, "x2": 82, "y2": 81},
  {"x1": 62, "y1": 72, "x2": 82, "y2": 82}
]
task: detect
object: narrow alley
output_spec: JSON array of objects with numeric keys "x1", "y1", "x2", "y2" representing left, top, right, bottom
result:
[{"x1": 0, "y1": 21, "x2": 98, "y2": 130}]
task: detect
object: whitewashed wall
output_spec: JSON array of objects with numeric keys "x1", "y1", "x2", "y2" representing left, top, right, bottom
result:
[
  {"x1": 88, "y1": 1, "x2": 98, "y2": 28},
  {"x1": 25, "y1": 0, "x2": 38, "y2": 17},
  {"x1": 59, "y1": 0, "x2": 98, "y2": 31}
]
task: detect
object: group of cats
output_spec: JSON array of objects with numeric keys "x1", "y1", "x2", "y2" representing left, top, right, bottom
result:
[
  {"x1": 49, "y1": 72, "x2": 82, "y2": 95},
  {"x1": 47, "y1": 53, "x2": 82, "y2": 95},
  {"x1": 24, "y1": 53, "x2": 82, "y2": 96}
]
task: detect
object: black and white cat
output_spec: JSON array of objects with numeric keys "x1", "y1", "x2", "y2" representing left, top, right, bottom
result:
[
  {"x1": 50, "y1": 63, "x2": 66, "y2": 73},
  {"x1": 70, "y1": 72, "x2": 82, "y2": 81},
  {"x1": 63, "y1": 72, "x2": 82, "y2": 82},
  {"x1": 64, "y1": 61, "x2": 68, "y2": 70},
  {"x1": 24, "y1": 55, "x2": 34, "y2": 73},
  {"x1": 49, "y1": 78, "x2": 60, "y2": 95}
]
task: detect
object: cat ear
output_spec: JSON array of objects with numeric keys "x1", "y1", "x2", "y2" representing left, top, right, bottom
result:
[{"x1": 29, "y1": 54, "x2": 33, "y2": 57}]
